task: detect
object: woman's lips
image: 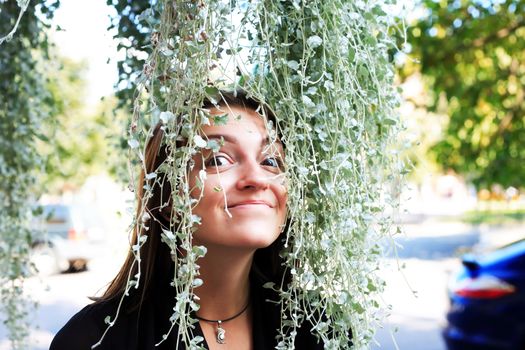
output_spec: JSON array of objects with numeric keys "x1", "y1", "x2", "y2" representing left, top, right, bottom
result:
[{"x1": 228, "y1": 201, "x2": 273, "y2": 209}]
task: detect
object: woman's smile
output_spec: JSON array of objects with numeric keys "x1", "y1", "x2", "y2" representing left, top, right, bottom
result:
[{"x1": 228, "y1": 200, "x2": 274, "y2": 209}]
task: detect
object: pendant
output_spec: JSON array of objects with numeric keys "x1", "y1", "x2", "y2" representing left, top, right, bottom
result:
[{"x1": 216, "y1": 320, "x2": 226, "y2": 344}]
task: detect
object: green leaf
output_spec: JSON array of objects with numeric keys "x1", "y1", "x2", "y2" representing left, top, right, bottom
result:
[
  {"x1": 306, "y1": 35, "x2": 323, "y2": 49},
  {"x1": 212, "y1": 114, "x2": 228, "y2": 125},
  {"x1": 287, "y1": 60, "x2": 300, "y2": 70}
]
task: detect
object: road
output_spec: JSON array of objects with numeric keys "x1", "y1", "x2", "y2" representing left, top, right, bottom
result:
[
  {"x1": 371, "y1": 220, "x2": 484, "y2": 350},
  {"x1": 372, "y1": 258, "x2": 455, "y2": 350},
  {"x1": 0, "y1": 253, "x2": 126, "y2": 350},
  {"x1": 0, "y1": 221, "x2": 522, "y2": 350}
]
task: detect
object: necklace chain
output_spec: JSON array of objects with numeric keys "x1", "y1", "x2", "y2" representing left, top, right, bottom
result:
[
  {"x1": 195, "y1": 302, "x2": 250, "y2": 344},
  {"x1": 195, "y1": 301, "x2": 250, "y2": 323}
]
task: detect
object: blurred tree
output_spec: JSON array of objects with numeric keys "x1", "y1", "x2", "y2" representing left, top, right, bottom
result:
[
  {"x1": 106, "y1": 0, "x2": 153, "y2": 110},
  {"x1": 1, "y1": 2, "x2": 126, "y2": 345},
  {"x1": 401, "y1": 0, "x2": 525, "y2": 188},
  {"x1": 39, "y1": 56, "x2": 127, "y2": 193}
]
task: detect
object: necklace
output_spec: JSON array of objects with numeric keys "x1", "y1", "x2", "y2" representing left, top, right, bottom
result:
[{"x1": 195, "y1": 302, "x2": 250, "y2": 344}]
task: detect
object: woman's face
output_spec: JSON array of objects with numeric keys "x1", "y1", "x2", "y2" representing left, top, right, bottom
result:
[{"x1": 189, "y1": 105, "x2": 287, "y2": 251}]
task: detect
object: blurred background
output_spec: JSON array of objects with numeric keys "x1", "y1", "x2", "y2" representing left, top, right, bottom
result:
[{"x1": 1, "y1": 0, "x2": 524, "y2": 349}]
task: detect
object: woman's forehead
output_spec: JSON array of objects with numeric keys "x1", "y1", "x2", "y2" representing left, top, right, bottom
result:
[
  {"x1": 199, "y1": 104, "x2": 282, "y2": 150},
  {"x1": 204, "y1": 106, "x2": 267, "y2": 137},
  {"x1": 209, "y1": 104, "x2": 261, "y2": 121}
]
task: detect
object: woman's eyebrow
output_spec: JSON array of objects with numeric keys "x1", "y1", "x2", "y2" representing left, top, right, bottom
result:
[
  {"x1": 205, "y1": 134, "x2": 237, "y2": 144},
  {"x1": 205, "y1": 133, "x2": 282, "y2": 149}
]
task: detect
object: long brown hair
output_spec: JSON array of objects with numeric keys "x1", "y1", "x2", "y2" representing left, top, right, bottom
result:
[{"x1": 97, "y1": 91, "x2": 289, "y2": 309}]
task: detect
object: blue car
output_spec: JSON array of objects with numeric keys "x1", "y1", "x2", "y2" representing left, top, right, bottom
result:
[{"x1": 443, "y1": 238, "x2": 525, "y2": 350}]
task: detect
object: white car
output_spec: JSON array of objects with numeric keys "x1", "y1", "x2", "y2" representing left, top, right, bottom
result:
[{"x1": 31, "y1": 204, "x2": 105, "y2": 275}]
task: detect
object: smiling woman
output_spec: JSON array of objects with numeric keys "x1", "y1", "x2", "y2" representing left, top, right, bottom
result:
[
  {"x1": 49, "y1": 91, "x2": 327, "y2": 350},
  {"x1": 190, "y1": 105, "x2": 288, "y2": 251}
]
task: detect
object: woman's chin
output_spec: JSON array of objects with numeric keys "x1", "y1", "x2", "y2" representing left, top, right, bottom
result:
[
  {"x1": 228, "y1": 234, "x2": 279, "y2": 249},
  {"x1": 231, "y1": 226, "x2": 281, "y2": 247},
  {"x1": 195, "y1": 230, "x2": 279, "y2": 251}
]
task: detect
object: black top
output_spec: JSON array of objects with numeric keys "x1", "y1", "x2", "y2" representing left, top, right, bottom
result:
[{"x1": 50, "y1": 272, "x2": 324, "y2": 350}]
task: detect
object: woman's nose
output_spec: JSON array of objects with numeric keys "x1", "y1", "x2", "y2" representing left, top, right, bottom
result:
[{"x1": 235, "y1": 160, "x2": 270, "y2": 191}]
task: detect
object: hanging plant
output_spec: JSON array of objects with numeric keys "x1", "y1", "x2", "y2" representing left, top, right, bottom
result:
[
  {"x1": 247, "y1": 1, "x2": 403, "y2": 348},
  {"x1": 0, "y1": 1, "x2": 60, "y2": 349},
  {"x1": 97, "y1": 0, "x2": 403, "y2": 349}
]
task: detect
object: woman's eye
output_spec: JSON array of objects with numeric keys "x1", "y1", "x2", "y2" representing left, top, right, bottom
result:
[
  {"x1": 205, "y1": 155, "x2": 230, "y2": 167},
  {"x1": 261, "y1": 156, "x2": 283, "y2": 169}
]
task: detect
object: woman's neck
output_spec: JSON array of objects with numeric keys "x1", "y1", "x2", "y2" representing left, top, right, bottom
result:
[{"x1": 194, "y1": 246, "x2": 254, "y2": 320}]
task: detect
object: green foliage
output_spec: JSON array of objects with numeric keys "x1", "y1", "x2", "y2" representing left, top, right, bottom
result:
[
  {"x1": 102, "y1": 1, "x2": 403, "y2": 349},
  {"x1": 0, "y1": 0, "x2": 29, "y2": 45},
  {"x1": 0, "y1": 0, "x2": 59, "y2": 348},
  {"x1": 461, "y1": 208, "x2": 525, "y2": 225},
  {"x1": 106, "y1": 0, "x2": 153, "y2": 109},
  {"x1": 402, "y1": 0, "x2": 525, "y2": 188},
  {"x1": 38, "y1": 56, "x2": 128, "y2": 193},
  {"x1": 247, "y1": 2, "x2": 401, "y2": 347}
]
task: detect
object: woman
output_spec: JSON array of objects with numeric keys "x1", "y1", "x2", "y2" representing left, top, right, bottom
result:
[{"x1": 50, "y1": 91, "x2": 325, "y2": 349}]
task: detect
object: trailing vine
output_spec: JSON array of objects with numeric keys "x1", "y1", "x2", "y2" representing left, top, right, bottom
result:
[
  {"x1": 0, "y1": 0, "x2": 30, "y2": 45},
  {"x1": 247, "y1": 2, "x2": 402, "y2": 348},
  {"x1": 0, "y1": 1, "x2": 59, "y2": 349},
  {"x1": 100, "y1": 0, "x2": 403, "y2": 349}
]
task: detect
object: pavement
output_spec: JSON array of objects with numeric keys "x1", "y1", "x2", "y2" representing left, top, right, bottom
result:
[
  {"x1": 0, "y1": 218, "x2": 523, "y2": 350},
  {"x1": 0, "y1": 248, "x2": 126, "y2": 350},
  {"x1": 372, "y1": 258, "x2": 454, "y2": 350}
]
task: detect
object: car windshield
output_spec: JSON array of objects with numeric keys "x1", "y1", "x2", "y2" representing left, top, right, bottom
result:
[
  {"x1": 474, "y1": 237, "x2": 525, "y2": 267},
  {"x1": 497, "y1": 237, "x2": 525, "y2": 250},
  {"x1": 42, "y1": 205, "x2": 70, "y2": 224}
]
